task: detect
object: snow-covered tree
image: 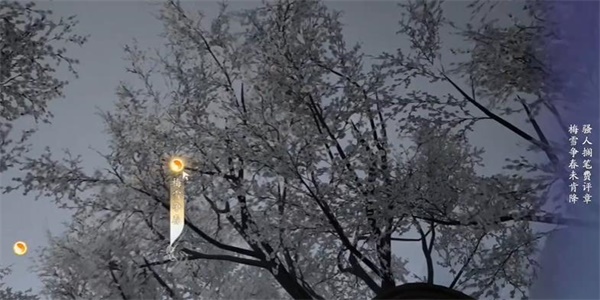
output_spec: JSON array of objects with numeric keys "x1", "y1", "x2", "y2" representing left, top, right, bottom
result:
[
  {"x1": 10, "y1": 0, "x2": 579, "y2": 299},
  {"x1": 0, "y1": 0, "x2": 87, "y2": 172},
  {"x1": 0, "y1": 1, "x2": 85, "y2": 299}
]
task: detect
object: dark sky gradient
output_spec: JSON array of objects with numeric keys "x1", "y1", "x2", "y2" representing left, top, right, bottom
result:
[{"x1": 531, "y1": 1, "x2": 600, "y2": 299}]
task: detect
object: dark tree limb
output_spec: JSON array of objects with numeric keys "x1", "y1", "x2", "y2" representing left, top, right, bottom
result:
[
  {"x1": 449, "y1": 233, "x2": 485, "y2": 289},
  {"x1": 417, "y1": 212, "x2": 595, "y2": 227},
  {"x1": 108, "y1": 268, "x2": 128, "y2": 300},
  {"x1": 140, "y1": 248, "x2": 269, "y2": 269},
  {"x1": 442, "y1": 73, "x2": 559, "y2": 167},
  {"x1": 337, "y1": 249, "x2": 382, "y2": 294},
  {"x1": 142, "y1": 257, "x2": 178, "y2": 299},
  {"x1": 414, "y1": 218, "x2": 434, "y2": 284}
]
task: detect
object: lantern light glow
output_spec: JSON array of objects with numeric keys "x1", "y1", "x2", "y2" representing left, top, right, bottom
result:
[{"x1": 168, "y1": 158, "x2": 185, "y2": 173}]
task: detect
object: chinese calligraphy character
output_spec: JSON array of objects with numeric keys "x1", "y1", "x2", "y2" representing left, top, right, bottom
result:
[
  {"x1": 569, "y1": 182, "x2": 579, "y2": 193},
  {"x1": 568, "y1": 194, "x2": 578, "y2": 203},
  {"x1": 583, "y1": 194, "x2": 592, "y2": 204},
  {"x1": 582, "y1": 136, "x2": 593, "y2": 145},
  {"x1": 569, "y1": 136, "x2": 578, "y2": 146},
  {"x1": 569, "y1": 170, "x2": 579, "y2": 181},
  {"x1": 569, "y1": 147, "x2": 579, "y2": 158},
  {"x1": 172, "y1": 214, "x2": 182, "y2": 224},
  {"x1": 583, "y1": 148, "x2": 593, "y2": 157},
  {"x1": 173, "y1": 178, "x2": 182, "y2": 188},
  {"x1": 582, "y1": 124, "x2": 592, "y2": 134},
  {"x1": 582, "y1": 159, "x2": 592, "y2": 170},
  {"x1": 568, "y1": 124, "x2": 579, "y2": 135},
  {"x1": 568, "y1": 159, "x2": 579, "y2": 169},
  {"x1": 583, "y1": 170, "x2": 591, "y2": 181},
  {"x1": 583, "y1": 182, "x2": 592, "y2": 193}
]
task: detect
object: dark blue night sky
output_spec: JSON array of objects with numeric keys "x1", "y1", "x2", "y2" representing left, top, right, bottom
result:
[{"x1": 532, "y1": 1, "x2": 600, "y2": 299}]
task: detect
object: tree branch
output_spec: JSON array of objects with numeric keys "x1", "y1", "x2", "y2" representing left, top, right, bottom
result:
[
  {"x1": 441, "y1": 73, "x2": 558, "y2": 166},
  {"x1": 297, "y1": 169, "x2": 383, "y2": 279},
  {"x1": 142, "y1": 257, "x2": 178, "y2": 299},
  {"x1": 140, "y1": 247, "x2": 269, "y2": 269},
  {"x1": 449, "y1": 233, "x2": 485, "y2": 289},
  {"x1": 517, "y1": 95, "x2": 559, "y2": 166},
  {"x1": 116, "y1": 175, "x2": 260, "y2": 259},
  {"x1": 414, "y1": 218, "x2": 434, "y2": 284},
  {"x1": 417, "y1": 211, "x2": 595, "y2": 227},
  {"x1": 337, "y1": 250, "x2": 382, "y2": 294},
  {"x1": 108, "y1": 268, "x2": 128, "y2": 300}
]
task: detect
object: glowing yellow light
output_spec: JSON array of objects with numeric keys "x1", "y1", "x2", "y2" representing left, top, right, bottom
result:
[
  {"x1": 13, "y1": 241, "x2": 28, "y2": 256},
  {"x1": 169, "y1": 158, "x2": 185, "y2": 173}
]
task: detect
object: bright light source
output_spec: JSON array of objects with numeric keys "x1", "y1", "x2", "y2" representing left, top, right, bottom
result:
[
  {"x1": 13, "y1": 241, "x2": 28, "y2": 256},
  {"x1": 168, "y1": 158, "x2": 185, "y2": 173}
]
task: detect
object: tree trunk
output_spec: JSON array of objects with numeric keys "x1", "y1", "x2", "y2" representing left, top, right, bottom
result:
[{"x1": 373, "y1": 283, "x2": 474, "y2": 299}]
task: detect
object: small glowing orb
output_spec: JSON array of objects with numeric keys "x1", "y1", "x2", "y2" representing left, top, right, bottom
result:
[
  {"x1": 13, "y1": 241, "x2": 28, "y2": 256},
  {"x1": 168, "y1": 158, "x2": 185, "y2": 173}
]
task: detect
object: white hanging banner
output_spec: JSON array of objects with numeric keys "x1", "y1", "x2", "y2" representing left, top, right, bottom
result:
[
  {"x1": 169, "y1": 175, "x2": 185, "y2": 248},
  {"x1": 167, "y1": 158, "x2": 188, "y2": 250}
]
